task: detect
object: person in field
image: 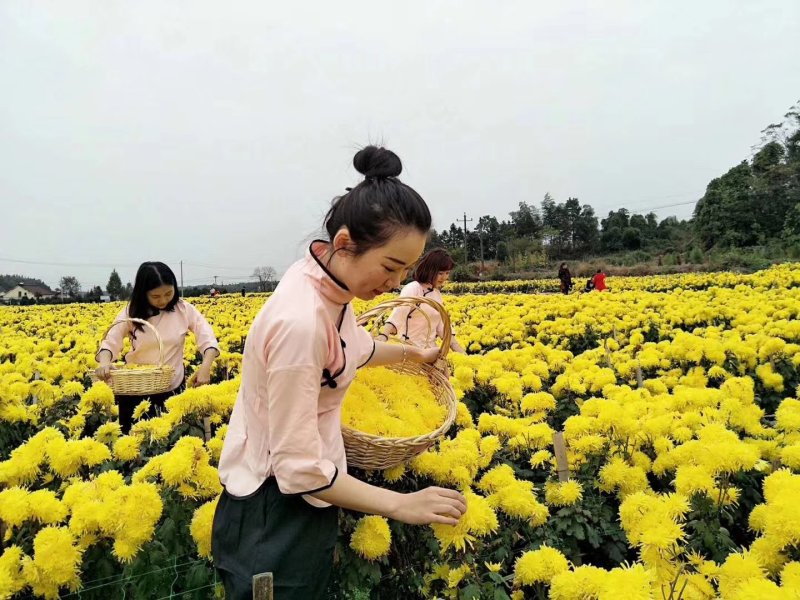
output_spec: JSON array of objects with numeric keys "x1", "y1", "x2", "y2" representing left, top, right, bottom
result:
[
  {"x1": 94, "y1": 262, "x2": 220, "y2": 433},
  {"x1": 212, "y1": 146, "x2": 466, "y2": 600},
  {"x1": 593, "y1": 268, "x2": 608, "y2": 291},
  {"x1": 558, "y1": 262, "x2": 573, "y2": 294},
  {"x1": 378, "y1": 247, "x2": 465, "y2": 353}
]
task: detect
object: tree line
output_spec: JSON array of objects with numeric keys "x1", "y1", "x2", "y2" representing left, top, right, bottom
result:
[
  {"x1": 430, "y1": 197, "x2": 693, "y2": 270},
  {"x1": 430, "y1": 99, "x2": 800, "y2": 271}
]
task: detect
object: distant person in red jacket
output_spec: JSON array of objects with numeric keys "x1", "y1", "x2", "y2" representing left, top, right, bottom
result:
[{"x1": 592, "y1": 269, "x2": 607, "y2": 291}]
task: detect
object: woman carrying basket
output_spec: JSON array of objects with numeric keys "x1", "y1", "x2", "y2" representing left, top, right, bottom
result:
[
  {"x1": 94, "y1": 262, "x2": 220, "y2": 433},
  {"x1": 379, "y1": 247, "x2": 466, "y2": 353},
  {"x1": 212, "y1": 146, "x2": 466, "y2": 600}
]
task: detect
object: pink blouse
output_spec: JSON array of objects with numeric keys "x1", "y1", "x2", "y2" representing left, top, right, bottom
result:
[
  {"x1": 98, "y1": 299, "x2": 219, "y2": 390},
  {"x1": 386, "y1": 281, "x2": 453, "y2": 348},
  {"x1": 217, "y1": 242, "x2": 376, "y2": 506}
]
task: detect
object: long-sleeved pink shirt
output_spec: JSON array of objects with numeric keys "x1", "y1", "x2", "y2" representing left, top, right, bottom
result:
[
  {"x1": 386, "y1": 281, "x2": 454, "y2": 348},
  {"x1": 217, "y1": 241, "x2": 376, "y2": 506},
  {"x1": 98, "y1": 299, "x2": 219, "y2": 390}
]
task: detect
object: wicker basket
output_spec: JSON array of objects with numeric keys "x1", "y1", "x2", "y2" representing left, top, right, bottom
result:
[
  {"x1": 92, "y1": 318, "x2": 175, "y2": 396},
  {"x1": 342, "y1": 297, "x2": 457, "y2": 470}
]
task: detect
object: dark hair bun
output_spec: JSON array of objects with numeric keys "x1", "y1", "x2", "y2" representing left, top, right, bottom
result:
[{"x1": 353, "y1": 145, "x2": 403, "y2": 179}]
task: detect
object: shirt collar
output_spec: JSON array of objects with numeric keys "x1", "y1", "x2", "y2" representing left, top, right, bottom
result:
[{"x1": 307, "y1": 240, "x2": 354, "y2": 305}]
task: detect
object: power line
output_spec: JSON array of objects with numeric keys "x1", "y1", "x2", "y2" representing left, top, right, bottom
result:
[
  {"x1": 592, "y1": 198, "x2": 699, "y2": 216},
  {"x1": 644, "y1": 199, "x2": 699, "y2": 212},
  {"x1": 182, "y1": 261, "x2": 253, "y2": 273},
  {"x1": 0, "y1": 257, "x2": 264, "y2": 274},
  {"x1": 181, "y1": 274, "x2": 254, "y2": 284},
  {"x1": 612, "y1": 190, "x2": 700, "y2": 206},
  {"x1": 0, "y1": 256, "x2": 144, "y2": 268}
]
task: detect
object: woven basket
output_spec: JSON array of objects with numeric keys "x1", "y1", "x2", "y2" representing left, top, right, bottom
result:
[
  {"x1": 342, "y1": 297, "x2": 457, "y2": 470},
  {"x1": 92, "y1": 318, "x2": 175, "y2": 396}
]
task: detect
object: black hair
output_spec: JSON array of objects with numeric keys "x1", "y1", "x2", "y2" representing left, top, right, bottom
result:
[
  {"x1": 323, "y1": 146, "x2": 431, "y2": 255},
  {"x1": 128, "y1": 262, "x2": 180, "y2": 333},
  {"x1": 414, "y1": 248, "x2": 455, "y2": 285}
]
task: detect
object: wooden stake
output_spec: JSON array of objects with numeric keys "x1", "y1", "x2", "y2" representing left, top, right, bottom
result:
[
  {"x1": 253, "y1": 572, "x2": 273, "y2": 600},
  {"x1": 553, "y1": 431, "x2": 570, "y2": 482},
  {"x1": 30, "y1": 371, "x2": 41, "y2": 405}
]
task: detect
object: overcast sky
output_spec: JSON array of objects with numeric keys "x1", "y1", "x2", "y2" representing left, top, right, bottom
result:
[{"x1": 1, "y1": 1, "x2": 799, "y2": 290}]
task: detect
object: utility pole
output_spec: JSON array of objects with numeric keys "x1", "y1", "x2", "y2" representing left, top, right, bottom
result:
[
  {"x1": 213, "y1": 275, "x2": 219, "y2": 286},
  {"x1": 458, "y1": 212, "x2": 473, "y2": 264},
  {"x1": 180, "y1": 261, "x2": 184, "y2": 294},
  {"x1": 479, "y1": 230, "x2": 485, "y2": 273}
]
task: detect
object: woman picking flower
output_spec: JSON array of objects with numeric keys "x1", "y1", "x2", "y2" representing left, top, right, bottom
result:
[
  {"x1": 95, "y1": 261, "x2": 219, "y2": 433},
  {"x1": 212, "y1": 146, "x2": 466, "y2": 599}
]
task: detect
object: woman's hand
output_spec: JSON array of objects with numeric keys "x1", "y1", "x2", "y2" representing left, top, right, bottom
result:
[
  {"x1": 94, "y1": 364, "x2": 114, "y2": 382},
  {"x1": 191, "y1": 348, "x2": 219, "y2": 386},
  {"x1": 450, "y1": 339, "x2": 467, "y2": 354},
  {"x1": 364, "y1": 341, "x2": 438, "y2": 368},
  {"x1": 410, "y1": 346, "x2": 440, "y2": 364},
  {"x1": 389, "y1": 487, "x2": 467, "y2": 526},
  {"x1": 191, "y1": 367, "x2": 211, "y2": 387}
]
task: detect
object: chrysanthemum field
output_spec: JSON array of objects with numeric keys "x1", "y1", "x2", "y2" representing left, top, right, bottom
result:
[{"x1": 3, "y1": 265, "x2": 800, "y2": 599}]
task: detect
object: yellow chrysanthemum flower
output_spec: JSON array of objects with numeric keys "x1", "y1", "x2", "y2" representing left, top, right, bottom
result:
[{"x1": 350, "y1": 515, "x2": 391, "y2": 560}]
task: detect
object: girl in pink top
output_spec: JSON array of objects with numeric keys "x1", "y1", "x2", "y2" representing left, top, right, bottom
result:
[
  {"x1": 95, "y1": 262, "x2": 220, "y2": 433},
  {"x1": 380, "y1": 247, "x2": 466, "y2": 353},
  {"x1": 213, "y1": 146, "x2": 467, "y2": 600}
]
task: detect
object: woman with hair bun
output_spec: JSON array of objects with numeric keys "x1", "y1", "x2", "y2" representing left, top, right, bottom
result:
[{"x1": 212, "y1": 146, "x2": 467, "y2": 599}]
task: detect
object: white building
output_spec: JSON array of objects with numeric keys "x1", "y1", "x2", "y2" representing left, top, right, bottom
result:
[{"x1": 1, "y1": 283, "x2": 57, "y2": 301}]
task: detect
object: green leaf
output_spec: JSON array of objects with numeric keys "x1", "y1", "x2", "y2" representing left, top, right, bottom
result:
[
  {"x1": 494, "y1": 588, "x2": 512, "y2": 600},
  {"x1": 460, "y1": 584, "x2": 482, "y2": 600},
  {"x1": 571, "y1": 524, "x2": 586, "y2": 540},
  {"x1": 488, "y1": 572, "x2": 506, "y2": 585}
]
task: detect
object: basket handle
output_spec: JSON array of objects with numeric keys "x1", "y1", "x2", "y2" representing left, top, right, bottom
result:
[
  {"x1": 356, "y1": 296, "x2": 453, "y2": 362},
  {"x1": 100, "y1": 317, "x2": 166, "y2": 367}
]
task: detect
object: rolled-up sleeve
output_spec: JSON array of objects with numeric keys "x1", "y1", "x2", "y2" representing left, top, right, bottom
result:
[
  {"x1": 355, "y1": 325, "x2": 377, "y2": 368},
  {"x1": 97, "y1": 307, "x2": 130, "y2": 361},
  {"x1": 264, "y1": 313, "x2": 337, "y2": 495},
  {"x1": 266, "y1": 365, "x2": 339, "y2": 494},
  {"x1": 185, "y1": 302, "x2": 219, "y2": 355}
]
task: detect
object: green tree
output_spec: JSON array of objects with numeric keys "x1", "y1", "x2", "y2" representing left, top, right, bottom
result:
[
  {"x1": 496, "y1": 241, "x2": 509, "y2": 263},
  {"x1": 509, "y1": 202, "x2": 542, "y2": 239},
  {"x1": 88, "y1": 285, "x2": 103, "y2": 301},
  {"x1": 601, "y1": 209, "x2": 630, "y2": 233},
  {"x1": 601, "y1": 227, "x2": 624, "y2": 252},
  {"x1": 622, "y1": 227, "x2": 643, "y2": 250},
  {"x1": 695, "y1": 100, "x2": 800, "y2": 250},
  {"x1": 474, "y1": 215, "x2": 503, "y2": 263},
  {"x1": 106, "y1": 269, "x2": 123, "y2": 300},
  {"x1": 573, "y1": 205, "x2": 599, "y2": 254},
  {"x1": 694, "y1": 162, "x2": 757, "y2": 248},
  {"x1": 629, "y1": 214, "x2": 648, "y2": 232},
  {"x1": 59, "y1": 276, "x2": 81, "y2": 298},
  {"x1": 752, "y1": 142, "x2": 793, "y2": 242}
]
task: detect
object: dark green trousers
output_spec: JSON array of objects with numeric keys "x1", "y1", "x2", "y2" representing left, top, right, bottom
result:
[{"x1": 211, "y1": 477, "x2": 339, "y2": 600}]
